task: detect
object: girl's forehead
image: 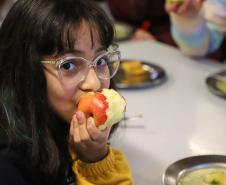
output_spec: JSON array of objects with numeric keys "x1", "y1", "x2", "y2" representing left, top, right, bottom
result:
[{"x1": 73, "y1": 21, "x2": 102, "y2": 49}]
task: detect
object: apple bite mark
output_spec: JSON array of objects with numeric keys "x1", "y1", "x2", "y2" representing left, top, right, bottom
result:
[
  {"x1": 77, "y1": 92, "x2": 109, "y2": 126},
  {"x1": 99, "y1": 89, "x2": 126, "y2": 130},
  {"x1": 77, "y1": 89, "x2": 126, "y2": 130},
  {"x1": 90, "y1": 93, "x2": 109, "y2": 126}
]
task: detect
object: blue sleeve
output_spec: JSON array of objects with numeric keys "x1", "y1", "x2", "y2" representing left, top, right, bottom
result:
[{"x1": 207, "y1": 25, "x2": 224, "y2": 53}]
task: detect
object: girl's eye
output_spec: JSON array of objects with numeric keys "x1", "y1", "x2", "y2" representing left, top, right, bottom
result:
[
  {"x1": 61, "y1": 60, "x2": 77, "y2": 71},
  {"x1": 96, "y1": 57, "x2": 108, "y2": 66}
]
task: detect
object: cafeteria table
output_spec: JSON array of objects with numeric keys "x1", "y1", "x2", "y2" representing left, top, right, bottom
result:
[{"x1": 110, "y1": 40, "x2": 226, "y2": 185}]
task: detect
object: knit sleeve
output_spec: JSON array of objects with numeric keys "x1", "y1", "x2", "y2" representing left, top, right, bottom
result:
[
  {"x1": 72, "y1": 147, "x2": 134, "y2": 185},
  {"x1": 169, "y1": 0, "x2": 226, "y2": 57}
]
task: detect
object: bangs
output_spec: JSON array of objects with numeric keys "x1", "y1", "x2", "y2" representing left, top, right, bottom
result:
[
  {"x1": 59, "y1": 19, "x2": 112, "y2": 54},
  {"x1": 37, "y1": 1, "x2": 114, "y2": 57}
]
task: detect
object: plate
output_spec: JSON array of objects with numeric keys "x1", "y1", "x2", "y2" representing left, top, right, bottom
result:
[
  {"x1": 163, "y1": 155, "x2": 226, "y2": 185},
  {"x1": 206, "y1": 70, "x2": 226, "y2": 99},
  {"x1": 114, "y1": 22, "x2": 135, "y2": 41},
  {"x1": 113, "y1": 60, "x2": 166, "y2": 89}
]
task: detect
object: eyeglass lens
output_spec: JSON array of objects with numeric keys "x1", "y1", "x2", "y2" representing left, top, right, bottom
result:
[{"x1": 58, "y1": 52, "x2": 120, "y2": 87}]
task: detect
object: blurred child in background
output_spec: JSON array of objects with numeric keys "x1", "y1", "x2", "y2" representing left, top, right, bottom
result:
[
  {"x1": 97, "y1": 0, "x2": 175, "y2": 43},
  {"x1": 165, "y1": 0, "x2": 226, "y2": 61},
  {"x1": 107, "y1": 0, "x2": 172, "y2": 43}
]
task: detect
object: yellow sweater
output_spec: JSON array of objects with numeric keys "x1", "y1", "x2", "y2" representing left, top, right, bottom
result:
[{"x1": 71, "y1": 147, "x2": 135, "y2": 185}]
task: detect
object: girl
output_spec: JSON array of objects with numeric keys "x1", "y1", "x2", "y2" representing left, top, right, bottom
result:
[{"x1": 0, "y1": 0, "x2": 134, "y2": 184}]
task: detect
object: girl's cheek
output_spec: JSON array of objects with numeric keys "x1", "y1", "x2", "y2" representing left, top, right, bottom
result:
[{"x1": 102, "y1": 79, "x2": 110, "y2": 88}]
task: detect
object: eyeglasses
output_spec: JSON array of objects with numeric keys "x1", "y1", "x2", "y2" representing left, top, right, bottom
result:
[{"x1": 41, "y1": 50, "x2": 121, "y2": 89}]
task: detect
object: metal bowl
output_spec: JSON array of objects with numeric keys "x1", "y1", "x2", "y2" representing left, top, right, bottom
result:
[
  {"x1": 206, "y1": 70, "x2": 226, "y2": 99},
  {"x1": 162, "y1": 155, "x2": 226, "y2": 185}
]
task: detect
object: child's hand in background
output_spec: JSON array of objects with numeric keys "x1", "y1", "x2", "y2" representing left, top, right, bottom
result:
[{"x1": 165, "y1": 0, "x2": 204, "y2": 17}]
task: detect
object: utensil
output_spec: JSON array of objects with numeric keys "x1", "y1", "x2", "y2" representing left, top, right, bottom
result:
[
  {"x1": 124, "y1": 114, "x2": 143, "y2": 121},
  {"x1": 119, "y1": 114, "x2": 145, "y2": 129}
]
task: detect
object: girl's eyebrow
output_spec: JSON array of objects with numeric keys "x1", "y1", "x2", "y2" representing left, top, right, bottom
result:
[
  {"x1": 63, "y1": 46, "x2": 107, "y2": 55},
  {"x1": 96, "y1": 46, "x2": 107, "y2": 52}
]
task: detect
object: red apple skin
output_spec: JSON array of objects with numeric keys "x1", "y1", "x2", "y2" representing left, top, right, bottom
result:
[
  {"x1": 77, "y1": 92, "x2": 109, "y2": 127},
  {"x1": 77, "y1": 93, "x2": 95, "y2": 118}
]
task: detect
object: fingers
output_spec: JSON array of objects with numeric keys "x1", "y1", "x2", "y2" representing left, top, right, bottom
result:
[
  {"x1": 69, "y1": 112, "x2": 90, "y2": 150},
  {"x1": 69, "y1": 112, "x2": 111, "y2": 162},
  {"x1": 86, "y1": 117, "x2": 111, "y2": 143},
  {"x1": 194, "y1": 0, "x2": 204, "y2": 9},
  {"x1": 165, "y1": 0, "x2": 204, "y2": 16},
  {"x1": 177, "y1": 0, "x2": 191, "y2": 14},
  {"x1": 165, "y1": 2, "x2": 179, "y2": 13},
  {"x1": 69, "y1": 114, "x2": 83, "y2": 146},
  {"x1": 76, "y1": 111, "x2": 91, "y2": 144},
  {"x1": 69, "y1": 111, "x2": 110, "y2": 145}
]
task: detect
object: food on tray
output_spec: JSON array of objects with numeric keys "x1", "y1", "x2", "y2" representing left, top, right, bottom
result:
[
  {"x1": 77, "y1": 89, "x2": 126, "y2": 130},
  {"x1": 115, "y1": 22, "x2": 133, "y2": 40},
  {"x1": 120, "y1": 60, "x2": 150, "y2": 84},
  {"x1": 116, "y1": 27, "x2": 127, "y2": 40},
  {"x1": 216, "y1": 81, "x2": 226, "y2": 94},
  {"x1": 179, "y1": 168, "x2": 226, "y2": 185}
]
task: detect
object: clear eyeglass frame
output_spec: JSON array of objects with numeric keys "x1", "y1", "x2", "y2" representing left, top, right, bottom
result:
[{"x1": 41, "y1": 46, "x2": 121, "y2": 88}]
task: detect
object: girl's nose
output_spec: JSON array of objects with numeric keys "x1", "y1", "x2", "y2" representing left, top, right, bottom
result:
[{"x1": 79, "y1": 68, "x2": 101, "y2": 91}]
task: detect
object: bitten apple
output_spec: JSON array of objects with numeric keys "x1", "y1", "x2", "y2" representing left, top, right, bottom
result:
[{"x1": 77, "y1": 89, "x2": 126, "y2": 130}]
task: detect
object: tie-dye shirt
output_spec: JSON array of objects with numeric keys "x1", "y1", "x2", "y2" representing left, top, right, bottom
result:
[{"x1": 170, "y1": 0, "x2": 226, "y2": 57}]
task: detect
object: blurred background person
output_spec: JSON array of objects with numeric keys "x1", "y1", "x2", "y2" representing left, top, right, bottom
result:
[
  {"x1": 96, "y1": 0, "x2": 175, "y2": 43},
  {"x1": 107, "y1": 0, "x2": 172, "y2": 43},
  {"x1": 165, "y1": 0, "x2": 226, "y2": 62}
]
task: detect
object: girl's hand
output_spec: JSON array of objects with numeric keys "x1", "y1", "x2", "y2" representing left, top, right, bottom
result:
[
  {"x1": 165, "y1": 0, "x2": 204, "y2": 17},
  {"x1": 69, "y1": 111, "x2": 111, "y2": 163}
]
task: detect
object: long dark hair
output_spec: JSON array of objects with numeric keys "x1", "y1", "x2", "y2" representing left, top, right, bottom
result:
[{"x1": 0, "y1": 0, "x2": 114, "y2": 181}]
